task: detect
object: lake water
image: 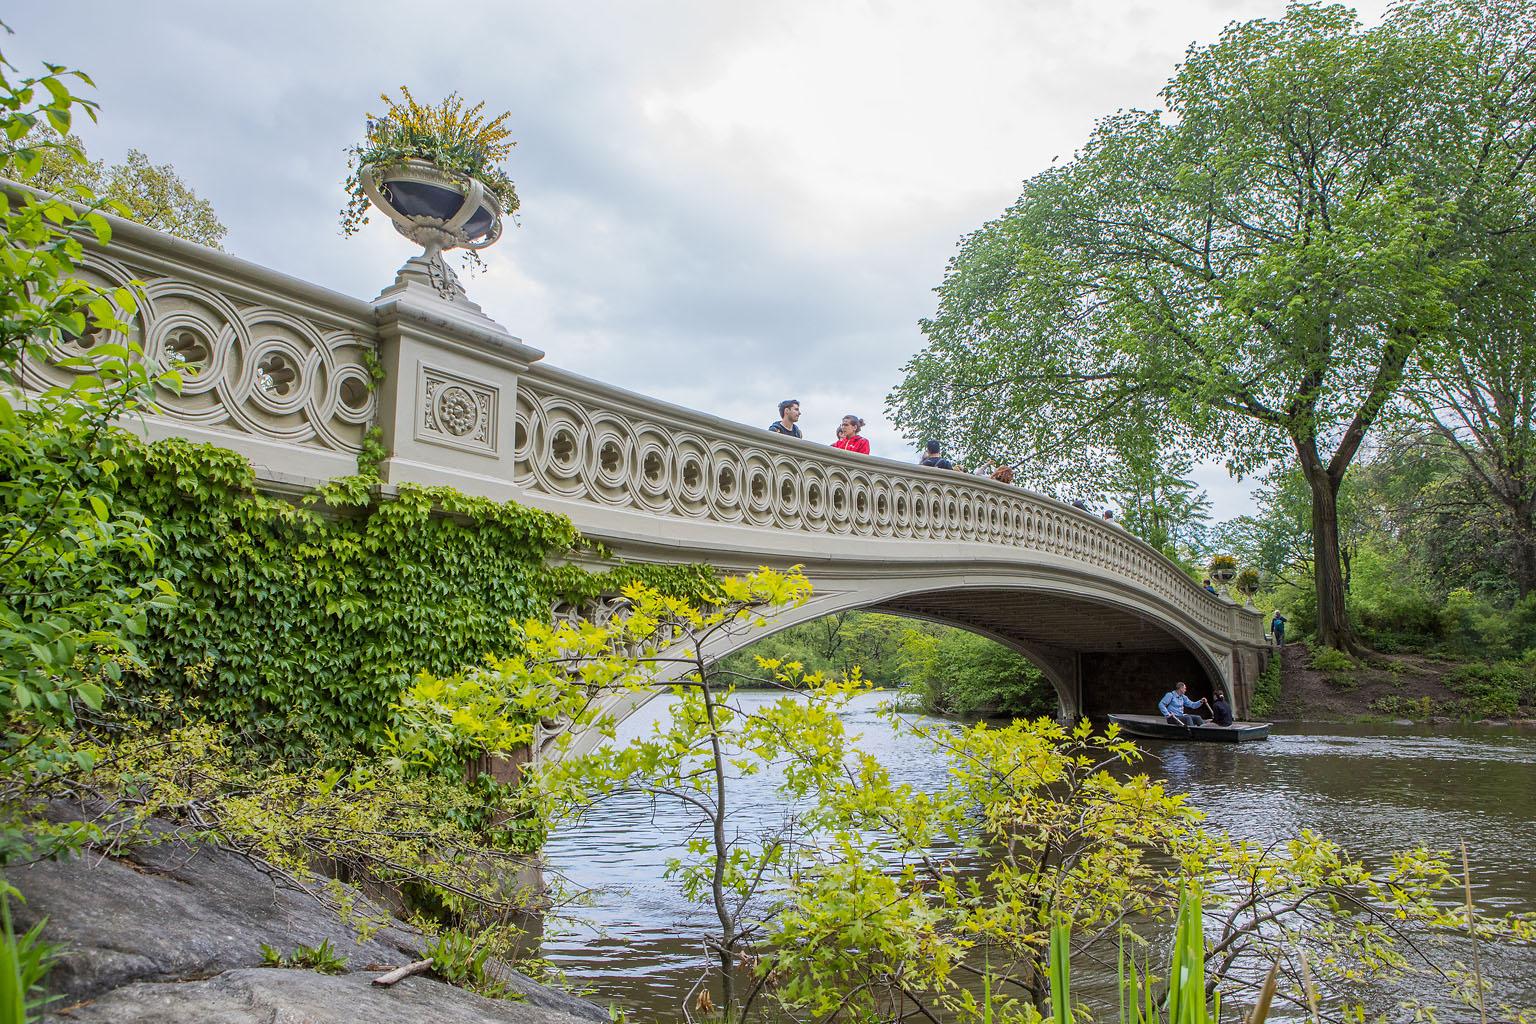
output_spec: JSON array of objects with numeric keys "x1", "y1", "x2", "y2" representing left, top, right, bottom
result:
[{"x1": 541, "y1": 690, "x2": 1536, "y2": 1019}]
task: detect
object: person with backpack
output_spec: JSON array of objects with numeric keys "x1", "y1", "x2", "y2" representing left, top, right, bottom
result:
[{"x1": 918, "y1": 440, "x2": 953, "y2": 469}]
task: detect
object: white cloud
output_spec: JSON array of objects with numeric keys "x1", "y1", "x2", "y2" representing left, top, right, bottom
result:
[{"x1": 9, "y1": 0, "x2": 1391, "y2": 519}]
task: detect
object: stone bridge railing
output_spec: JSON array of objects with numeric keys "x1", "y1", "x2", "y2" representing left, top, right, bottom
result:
[
  {"x1": 27, "y1": 213, "x2": 383, "y2": 488},
  {"x1": 515, "y1": 364, "x2": 1254, "y2": 642},
  {"x1": 39, "y1": 213, "x2": 1264, "y2": 649}
]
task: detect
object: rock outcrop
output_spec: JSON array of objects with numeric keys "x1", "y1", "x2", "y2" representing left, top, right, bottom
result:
[
  {"x1": 46, "y1": 969, "x2": 603, "y2": 1024},
  {"x1": 9, "y1": 824, "x2": 605, "y2": 1024}
]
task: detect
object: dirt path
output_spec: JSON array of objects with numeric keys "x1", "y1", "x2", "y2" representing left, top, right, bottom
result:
[{"x1": 1269, "y1": 643, "x2": 1467, "y2": 721}]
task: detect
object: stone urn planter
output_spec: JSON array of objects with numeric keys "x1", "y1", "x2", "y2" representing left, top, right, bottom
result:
[
  {"x1": 1209, "y1": 554, "x2": 1238, "y2": 584},
  {"x1": 1234, "y1": 567, "x2": 1260, "y2": 605},
  {"x1": 359, "y1": 158, "x2": 503, "y2": 258},
  {"x1": 341, "y1": 89, "x2": 521, "y2": 302}
]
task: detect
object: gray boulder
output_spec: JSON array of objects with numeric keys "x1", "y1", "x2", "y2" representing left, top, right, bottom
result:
[
  {"x1": 10, "y1": 822, "x2": 605, "y2": 1023},
  {"x1": 50, "y1": 968, "x2": 602, "y2": 1024}
]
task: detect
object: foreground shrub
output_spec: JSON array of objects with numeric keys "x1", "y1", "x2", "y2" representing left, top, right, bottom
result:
[{"x1": 759, "y1": 715, "x2": 1536, "y2": 1024}]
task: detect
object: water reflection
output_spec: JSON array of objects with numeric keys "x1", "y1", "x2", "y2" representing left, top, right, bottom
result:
[{"x1": 542, "y1": 691, "x2": 1536, "y2": 1018}]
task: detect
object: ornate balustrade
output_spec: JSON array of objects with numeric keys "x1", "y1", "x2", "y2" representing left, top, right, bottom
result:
[
  {"x1": 37, "y1": 209, "x2": 1264, "y2": 651},
  {"x1": 26, "y1": 214, "x2": 381, "y2": 485},
  {"x1": 515, "y1": 363, "x2": 1251, "y2": 642}
]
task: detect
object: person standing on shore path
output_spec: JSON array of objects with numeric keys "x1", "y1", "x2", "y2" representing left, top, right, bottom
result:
[
  {"x1": 769, "y1": 399, "x2": 802, "y2": 438},
  {"x1": 1271, "y1": 612, "x2": 1287, "y2": 647}
]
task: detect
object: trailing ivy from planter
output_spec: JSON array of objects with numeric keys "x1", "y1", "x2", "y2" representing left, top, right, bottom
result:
[{"x1": 112, "y1": 436, "x2": 713, "y2": 756}]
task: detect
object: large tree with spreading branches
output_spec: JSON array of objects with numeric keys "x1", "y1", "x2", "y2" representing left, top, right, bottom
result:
[{"x1": 889, "y1": 0, "x2": 1536, "y2": 652}]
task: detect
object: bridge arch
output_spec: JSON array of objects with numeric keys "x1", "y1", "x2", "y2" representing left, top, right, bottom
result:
[
  {"x1": 40, "y1": 214, "x2": 1271, "y2": 758},
  {"x1": 546, "y1": 570, "x2": 1237, "y2": 761}
]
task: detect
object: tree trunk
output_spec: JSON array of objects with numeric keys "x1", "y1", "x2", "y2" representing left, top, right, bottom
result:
[
  {"x1": 1512, "y1": 503, "x2": 1536, "y2": 600},
  {"x1": 1021, "y1": 957, "x2": 1047, "y2": 1013},
  {"x1": 701, "y1": 678, "x2": 737, "y2": 1020},
  {"x1": 1298, "y1": 458, "x2": 1361, "y2": 654}
]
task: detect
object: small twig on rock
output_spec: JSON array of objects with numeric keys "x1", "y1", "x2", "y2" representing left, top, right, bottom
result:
[{"x1": 372, "y1": 959, "x2": 433, "y2": 986}]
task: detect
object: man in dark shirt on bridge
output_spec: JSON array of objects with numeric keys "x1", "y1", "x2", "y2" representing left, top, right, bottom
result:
[
  {"x1": 919, "y1": 440, "x2": 954, "y2": 469},
  {"x1": 769, "y1": 399, "x2": 802, "y2": 438}
]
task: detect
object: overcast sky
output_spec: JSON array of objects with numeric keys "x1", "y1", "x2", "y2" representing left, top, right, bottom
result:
[{"x1": 10, "y1": 0, "x2": 1389, "y2": 520}]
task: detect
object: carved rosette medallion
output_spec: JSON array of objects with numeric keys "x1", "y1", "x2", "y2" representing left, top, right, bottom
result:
[
  {"x1": 420, "y1": 365, "x2": 497, "y2": 454},
  {"x1": 437, "y1": 386, "x2": 478, "y2": 436}
]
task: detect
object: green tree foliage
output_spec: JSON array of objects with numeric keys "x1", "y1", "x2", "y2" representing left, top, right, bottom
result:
[
  {"x1": 889, "y1": 0, "x2": 1536, "y2": 654},
  {"x1": 1210, "y1": 466, "x2": 1368, "y2": 594},
  {"x1": 716, "y1": 611, "x2": 912, "y2": 688},
  {"x1": 1217, "y1": 439, "x2": 1535, "y2": 655},
  {"x1": 716, "y1": 612, "x2": 1058, "y2": 719},
  {"x1": 0, "y1": 38, "x2": 179, "y2": 859},
  {"x1": 25, "y1": 128, "x2": 227, "y2": 248},
  {"x1": 897, "y1": 626, "x2": 1055, "y2": 718},
  {"x1": 1400, "y1": 297, "x2": 1536, "y2": 596},
  {"x1": 1103, "y1": 433, "x2": 1211, "y2": 556}
]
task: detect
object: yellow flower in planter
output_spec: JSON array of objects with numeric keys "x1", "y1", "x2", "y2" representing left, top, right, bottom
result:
[{"x1": 341, "y1": 86, "x2": 521, "y2": 247}]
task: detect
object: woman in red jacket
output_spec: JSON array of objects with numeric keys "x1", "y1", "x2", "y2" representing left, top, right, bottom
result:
[{"x1": 833, "y1": 415, "x2": 870, "y2": 454}]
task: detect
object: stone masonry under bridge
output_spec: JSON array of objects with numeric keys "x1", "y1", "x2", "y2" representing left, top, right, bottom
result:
[{"x1": 32, "y1": 212, "x2": 1270, "y2": 732}]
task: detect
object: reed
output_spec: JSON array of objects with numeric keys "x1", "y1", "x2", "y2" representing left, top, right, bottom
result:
[
  {"x1": 0, "y1": 889, "x2": 57, "y2": 1024},
  {"x1": 1049, "y1": 918, "x2": 1073, "y2": 1024},
  {"x1": 1460, "y1": 842, "x2": 1487, "y2": 1024},
  {"x1": 1051, "y1": 890, "x2": 1275, "y2": 1024}
]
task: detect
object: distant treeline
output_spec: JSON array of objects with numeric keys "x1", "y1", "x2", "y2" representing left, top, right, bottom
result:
[{"x1": 714, "y1": 611, "x2": 1056, "y2": 719}]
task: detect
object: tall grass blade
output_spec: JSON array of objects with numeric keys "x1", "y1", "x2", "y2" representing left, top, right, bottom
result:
[
  {"x1": 1118, "y1": 930, "x2": 1130, "y2": 1024},
  {"x1": 0, "y1": 888, "x2": 58, "y2": 1024},
  {"x1": 1162, "y1": 888, "x2": 1220, "y2": 1024},
  {"x1": 1142, "y1": 947, "x2": 1155, "y2": 1024},
  {"x1": 1247, "y1": 961, "x2": 1280, "y2": 1024},
  {"x1": 1048, "y1": 918, "x2": 1073, "y2": 1024},
  {"x1": 0, "y1": 893, "x2": 23, "y2": 1024}
]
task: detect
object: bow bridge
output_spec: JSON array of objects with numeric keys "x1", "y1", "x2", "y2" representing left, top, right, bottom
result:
[{"x1": 38, "y1": 217, "x2": 1270, "y2": 732}]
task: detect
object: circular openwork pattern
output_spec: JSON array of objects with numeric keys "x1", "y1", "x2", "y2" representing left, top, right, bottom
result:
[
  {"x1": 29, "y1": 256, "x2": 378, "y2": 455},
  {"x1": 512, "y1": 373, "x2": 1237, "y2": 639}
]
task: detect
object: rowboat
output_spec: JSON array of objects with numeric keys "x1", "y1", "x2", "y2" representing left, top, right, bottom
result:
[{"x1": 1107, "y1": 714, "x2": 1271, "y2": 743}]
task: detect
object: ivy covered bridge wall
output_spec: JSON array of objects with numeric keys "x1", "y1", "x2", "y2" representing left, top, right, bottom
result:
[
  {"x1": 50, "y1": 213, "x2": 1269, "y2": 726},
  {"x1": 108, "y1": 440, "x2": 708, "y2": 754}
]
